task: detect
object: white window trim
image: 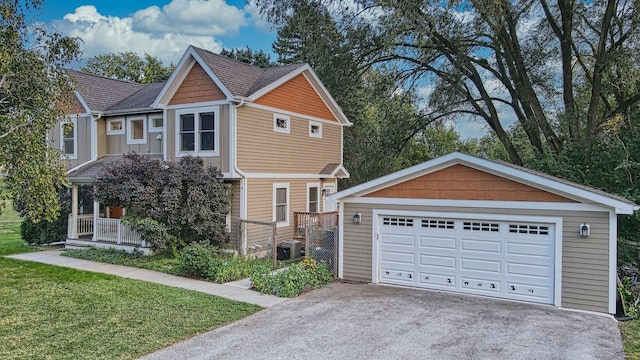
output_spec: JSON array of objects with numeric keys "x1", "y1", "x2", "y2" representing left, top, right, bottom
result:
[
  {"x1": 60, "y1": 116, "x2": 77, "y2": 160},
  {"x1": 306, "y1": 183, "x2": 320, "y2": 212},
  {"x1": 309, "y1": 121, "x2": 322, "y2": 138},
  {"x1": 175, "y1": 106, "x2": 220, "y2": 157},
  {"x1": 149, "y1": 115, "x2": 164, "y2": 132},
  {"x1": 273, "y1": 113, "x2": 290, "y2": 134},
  {"x1": 127, "y1": 116, "x2": 147, "y2": 144},
  {"x1": 106, "y1": 118, "x2": 125, "y2": 135},
  {"x1": 273, "y1": 183, "x2": 290, "y2": 227}
]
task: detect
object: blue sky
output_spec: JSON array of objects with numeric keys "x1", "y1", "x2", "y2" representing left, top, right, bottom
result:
[{"x1": 38, "y1": 0, "x2": 277, "y2": 65}]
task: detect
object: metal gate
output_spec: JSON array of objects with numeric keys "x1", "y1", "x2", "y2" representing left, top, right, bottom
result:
[{"x1": 306, "y1": 226, "x2": 338, "y2": 277}]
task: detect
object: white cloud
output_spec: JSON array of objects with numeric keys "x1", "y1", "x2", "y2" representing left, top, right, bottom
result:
[{"x1": 51, "y1": 0, "x2": 275, "y2": 65}]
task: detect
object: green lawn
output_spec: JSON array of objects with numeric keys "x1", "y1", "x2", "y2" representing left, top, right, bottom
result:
[
  {"x1": 621, "y1": 320, "x2": 640, "y2": 360},
  {"x1": 0, "y1": 206, "x2": 260, "y2": 360}
]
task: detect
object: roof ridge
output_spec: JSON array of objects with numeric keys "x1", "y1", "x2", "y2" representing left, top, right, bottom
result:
[
  {"x1": 66, "y1": 69, "x2": 147, "y2": 87},
  {"x1": 191, "y1": 46, "x2": 268, "y2": 73}
]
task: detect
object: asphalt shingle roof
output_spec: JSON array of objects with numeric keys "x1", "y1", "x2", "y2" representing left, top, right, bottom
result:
[
  {"x1": 67, "y1": 70, "x2": 145, "y2": 112},
  {"x1": 107, "y1": 81, "x2": 166, "y2": 111}
]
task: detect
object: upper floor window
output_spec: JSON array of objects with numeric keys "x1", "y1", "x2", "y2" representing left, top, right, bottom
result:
[
  {"x1": 309, "y1": 121, "x2": 322, "y2": 138},
  {"x1": 61, "y1": 117, "x2": 77, "y2": 159},
  {"x1": 176, "y1": 106, "x2": 219, "y2": 156},
  {"x1": 273, "y1": 114, "x2": 290, "y2": 134},
  {"x1": 307, "y1": 183, "x2": 319, "y2": 212},
  {"x1": 149, "y1": 116, "x2": 163, "y2": 132},
  {"x1": 107, "y1": 118, "x2": 124, "y2": 135},
  {"x1": 127, "y1": 117, "x2": 146, "y2": 144}
]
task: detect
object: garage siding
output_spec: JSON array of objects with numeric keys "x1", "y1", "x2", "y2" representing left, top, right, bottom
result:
[{"x1": 341, "y1": 202, "x2": 610, "y2": 313}]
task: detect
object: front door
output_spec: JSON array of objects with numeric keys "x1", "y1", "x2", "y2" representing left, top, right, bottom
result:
[{"x1": 323, "y1": 184, "x2": 337, "y2": 212}]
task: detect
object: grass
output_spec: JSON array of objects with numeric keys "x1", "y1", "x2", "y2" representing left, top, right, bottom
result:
[
  {"x1": 62, "y1": 248, "x2": 181, "y2": 274},
  {"x1": 0, "y1": 204, "x2": 260, "y2": 359},
  {"x1": 621, "y1": 320, "x2": 640, "y2": 359}
]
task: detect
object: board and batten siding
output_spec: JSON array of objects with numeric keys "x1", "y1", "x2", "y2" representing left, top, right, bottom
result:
[
  {"x1": 168, "y1": 62, "x2": 226, "y2": 105},
  {"x1": 223, "y1": 180, "x2": 241, "y2": 252},
  {"x1": 341, "y1": 202, "x2": 611, "y2": 313},
  {"x1": 237, "y1": 106, "x2": 342, "y2": 173},
  {"x1": 50, "y1": 115, "x2": 92, "y2": 170},
  {"x1": 103, "y1": 114, "x2": 163, "y2": 155},
  {"x1": 165, "y1": 105, "x2": 230, "y2": 174}
]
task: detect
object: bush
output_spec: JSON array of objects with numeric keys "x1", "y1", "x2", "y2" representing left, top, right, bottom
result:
[
  {"x1": 251, "y1": 258, "x2": 333, "y2": 297},
  {"x1": 19, "y1": 188, "x2": 70, "y2": 245},
  {"x1": 177, "y1": 242, "x2": 272, "y2": 283}
]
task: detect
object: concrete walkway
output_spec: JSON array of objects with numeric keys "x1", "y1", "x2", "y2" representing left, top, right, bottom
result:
[{"x1": 7, "y1": 250, "x2": 286, "y2": 308}]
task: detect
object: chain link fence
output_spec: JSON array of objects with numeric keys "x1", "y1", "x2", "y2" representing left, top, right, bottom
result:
[
  {"x1": 306, "y1": 226, "x2": 338, "y2": 277},
  {"x1": 238, "y1": 219, "x2": 277, "y2": 267}
]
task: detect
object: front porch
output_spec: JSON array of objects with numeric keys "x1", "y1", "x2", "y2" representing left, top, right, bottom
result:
[{"x1": 66, "y1": 184, "x2": 151, "y2": 255}]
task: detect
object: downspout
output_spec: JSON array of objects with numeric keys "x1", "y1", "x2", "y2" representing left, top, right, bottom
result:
[{"x1": 232, "y1": 98, "x2": 247, "y2": 255}]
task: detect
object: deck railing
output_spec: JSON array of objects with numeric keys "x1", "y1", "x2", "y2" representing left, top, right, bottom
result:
[
  {"x1": 68, "y1": 215, "x2": 145, "y2": 247},
  {"x1": 293, "y1": 211, "x2": 339, "y2": 239}
]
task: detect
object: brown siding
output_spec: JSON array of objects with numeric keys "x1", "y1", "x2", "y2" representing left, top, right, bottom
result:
[
  {"x1": 168, "y1": 62, "x2": 226, "y2": 105},
  {"x1": 341, "y1": 202, "x2": 611, "y2": 313},
  {"x1": 165, "y1": 105, "x2": 230, "y2": 173},
  {"x1": 97, "y1": 119, "x2": 106, "y2": 158},
  {"x1": 237, "y1": 106, "x2": 341, "y2": 173},
  {"x1": 254, "y1": 73, "x2": 338, "y2": 122},
  {"x1": 58, "y1": 93, "x2": 86, "y2": 115},
  {"x1": 366, "y1": 164, "x2": 576, "y2": 202}
]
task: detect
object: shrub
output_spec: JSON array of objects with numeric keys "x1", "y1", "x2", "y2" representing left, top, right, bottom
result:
[
  {"x1": 177, "y1": 242, "x2": 272, "y2": 283},
  {"x1": 251, "y1": 258, "x2": 333, "y2": 297},
  {"x1": 20, "y1": 189, "x2": 70, "y2": 245}
]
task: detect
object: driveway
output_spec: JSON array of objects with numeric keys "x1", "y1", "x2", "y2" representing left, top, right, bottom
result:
[{"x1": 140, "y1": 283, "x2": 624, "y2": 360}]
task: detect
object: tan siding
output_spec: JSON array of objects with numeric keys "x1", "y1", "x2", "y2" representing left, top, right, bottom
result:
[
  {"x1": 245, "y1": 178, "x2": 315, "y2": 247},
  {"x1": 237, "y1": 106, "x2": 342, "y2": 173},
  {"x1": 341, "y1": 202, "x2": 611, "y2": 313},
  {"x1": 165, "y1": 105, "x2": 230, "y2": 174},
  {"x1": 366, "y1": 164, "x2": 575, "y2": 202},
  {"x1": 97, "y1": 119, "x2": 106, "y2": 157},
  {"x1": 254, "y1": 73, "x2": 338, "y2": 122},
  {"x1": 223, "y1": 180, "x2": 241, "y2": 252},
  {"x1": 168, "y1": 62, "x2": 226, "y2": 105},
  {"x1": 104, "y1": 114, "x2": 163, "y2": 155}
]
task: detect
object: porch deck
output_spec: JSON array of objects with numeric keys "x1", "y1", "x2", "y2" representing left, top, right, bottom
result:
[{"x1": 67, "y1": 215, "x2": 151, "y2": 254}]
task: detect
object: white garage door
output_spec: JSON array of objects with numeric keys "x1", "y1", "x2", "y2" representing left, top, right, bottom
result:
[{"x1": 378, "y1": 215, "x2": 555, "y2": 304}]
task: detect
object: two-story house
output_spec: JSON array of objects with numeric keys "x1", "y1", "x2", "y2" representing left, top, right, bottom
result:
[{"x1": 54, "y1": 45, "x2": 350, "y2": 254}]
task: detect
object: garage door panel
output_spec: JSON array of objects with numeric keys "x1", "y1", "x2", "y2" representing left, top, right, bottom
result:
[
  {"x1": 419, "y1": 272, "x2": 456, "y2": 288},
  {"x1": 381, "y1": 251, "x2": 415, "y2": 265},
  {"x1": 381, "y1": 268, "x2": 415, "y2": 283},
  {"x1": 461, "y1": 277, "x2": 501, "y2": 294},
  {"x1": 460, "y1": 258, "x2": 501, "y2": 274},
  {"x1": 378, "y1": 215, "x2": 555, "y2": 305},
  {"x1": 460, "y1": 238, "x2": 501, "y2": 254},
  {"x1": 419, "y1": 254, "x2": 456, "y2": 269},
  {"x1": 419, "y1": 236, "x2": 456, "y2": 250},
  {"x1": 381, "y1": 233, "x2": 415, "y2": 246},
  {"x1": 507, "y1": 242, "x2": 552, "y2": 257}
]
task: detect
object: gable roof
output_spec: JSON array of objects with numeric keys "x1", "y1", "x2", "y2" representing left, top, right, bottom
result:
[
  {"x1": 68, "y1": 70, "x2": 146, "y2": 112},
  {"x1": 328, "y1": 152, "x2": 639, "y2": 215},
  {"x1": 154, "y1": 45, "x2": 350, "y2": 124}
]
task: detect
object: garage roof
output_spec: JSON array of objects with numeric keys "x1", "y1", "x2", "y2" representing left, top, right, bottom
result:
[{"x1": 328, "y1": 152, "x2": 638, "y2": 215}]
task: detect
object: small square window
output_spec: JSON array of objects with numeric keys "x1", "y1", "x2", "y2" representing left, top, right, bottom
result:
[
  {"x1": 107, "y1": 119, "x2": 124, "y2": 135},
  {"x1": 149, "y1": 117, "x2": 163, "y2": 132},
  {"x1": 273, "y1": 114, "x2": 290, "y2": 134},
  {"x1": 309, "y1": 121, "x2": 322, "y2": 138}
]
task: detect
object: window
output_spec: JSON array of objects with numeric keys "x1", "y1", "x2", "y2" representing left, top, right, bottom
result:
[
  {"x1": 382, "y1": 217, "x2": 414, "y2": 227},
  {"x1": 60, "y1": 117, "x2": 77, "y2": 159},
  {"x1": 463, "y1": 221, "x2": 500, "y2": 232},
  {"x1": 309, "y1": 121, "x2": 322, "y2": 138},
  {"x1": 273, "y1": 183, "x2": 290, "y2": 226},
  {"x1": 273, "y1": 114, "x2": 290, "y2": 134},
  {"x1": 127, "y1": 117, "x2": 146, "y2": 144},
  {"x1": 307, "y1": 183, "x2": 319, "y2": 212},
  {"x1": 107, "y1": 118, "x2": 124, "y2": 135},
  {"x1": 176, "y1": 106, "x2": 219, "y2": 156},
  {"x1": 149, "y1": 116, "x2": 163, "y2": 132}
]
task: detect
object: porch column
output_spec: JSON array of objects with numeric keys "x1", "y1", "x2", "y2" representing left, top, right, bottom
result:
[
  {"x1": 70, "y1": 184, "x2": 78, "y2": 239},
  {"x1": 92, "y1": 199, "x2": 99, "y2": 241}
]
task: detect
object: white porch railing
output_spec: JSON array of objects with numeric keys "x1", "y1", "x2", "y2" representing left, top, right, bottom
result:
[{"x1": 68, "y1": 215, "x2": 145, "y2": 247}]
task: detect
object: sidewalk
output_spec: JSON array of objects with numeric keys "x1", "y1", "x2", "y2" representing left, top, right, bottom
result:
[{"x1": 7, "y1": 250, "x2": 287, "y2": 308}]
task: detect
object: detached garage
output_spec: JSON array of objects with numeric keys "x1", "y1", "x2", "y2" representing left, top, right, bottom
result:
[{"x1": 329, "y1": 152, "x2": 638, "y2": 314}]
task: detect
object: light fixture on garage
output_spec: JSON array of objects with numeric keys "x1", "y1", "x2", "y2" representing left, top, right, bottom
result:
[
  {"x1": 579, "y1": 223, "x2": 590, "y2": 237},
  {"x1": 353, "y1": 213, "x2": 362, "y2": 224}
]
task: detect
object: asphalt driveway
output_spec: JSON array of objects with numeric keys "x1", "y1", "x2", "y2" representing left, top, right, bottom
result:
[{"x1": 140, "y1": 283, "x2": 624, "y2": 360}]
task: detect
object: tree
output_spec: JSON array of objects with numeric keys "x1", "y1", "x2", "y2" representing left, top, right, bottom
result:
[
  {"x1": 0, "y1": 0, "x2": 81, "y2": 221},
  {"x1": 82, "y1": 52, "x2": 175, "y2": 83},
  {"x1": 256, "y1": 0, "x2": 640, "y2": 165},
  {"x1": 93, "y1": 154, "x2": 232, "y2": 251},
  {"x1": 219, "y1": 47, "x2": 276, "y2": 68}
]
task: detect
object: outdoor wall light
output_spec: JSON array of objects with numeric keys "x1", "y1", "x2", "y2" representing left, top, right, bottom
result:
[
  {"x1": 579, "y1": 223, "x2": 590, "y2": 237},
  {"x1": 353, "y1": 212, "x2": 362, "y2": 224}
]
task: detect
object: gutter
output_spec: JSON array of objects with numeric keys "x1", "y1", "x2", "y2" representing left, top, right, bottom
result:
[{"x1": 232, "y1": 98, "x2": 248, "y2": 256}]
